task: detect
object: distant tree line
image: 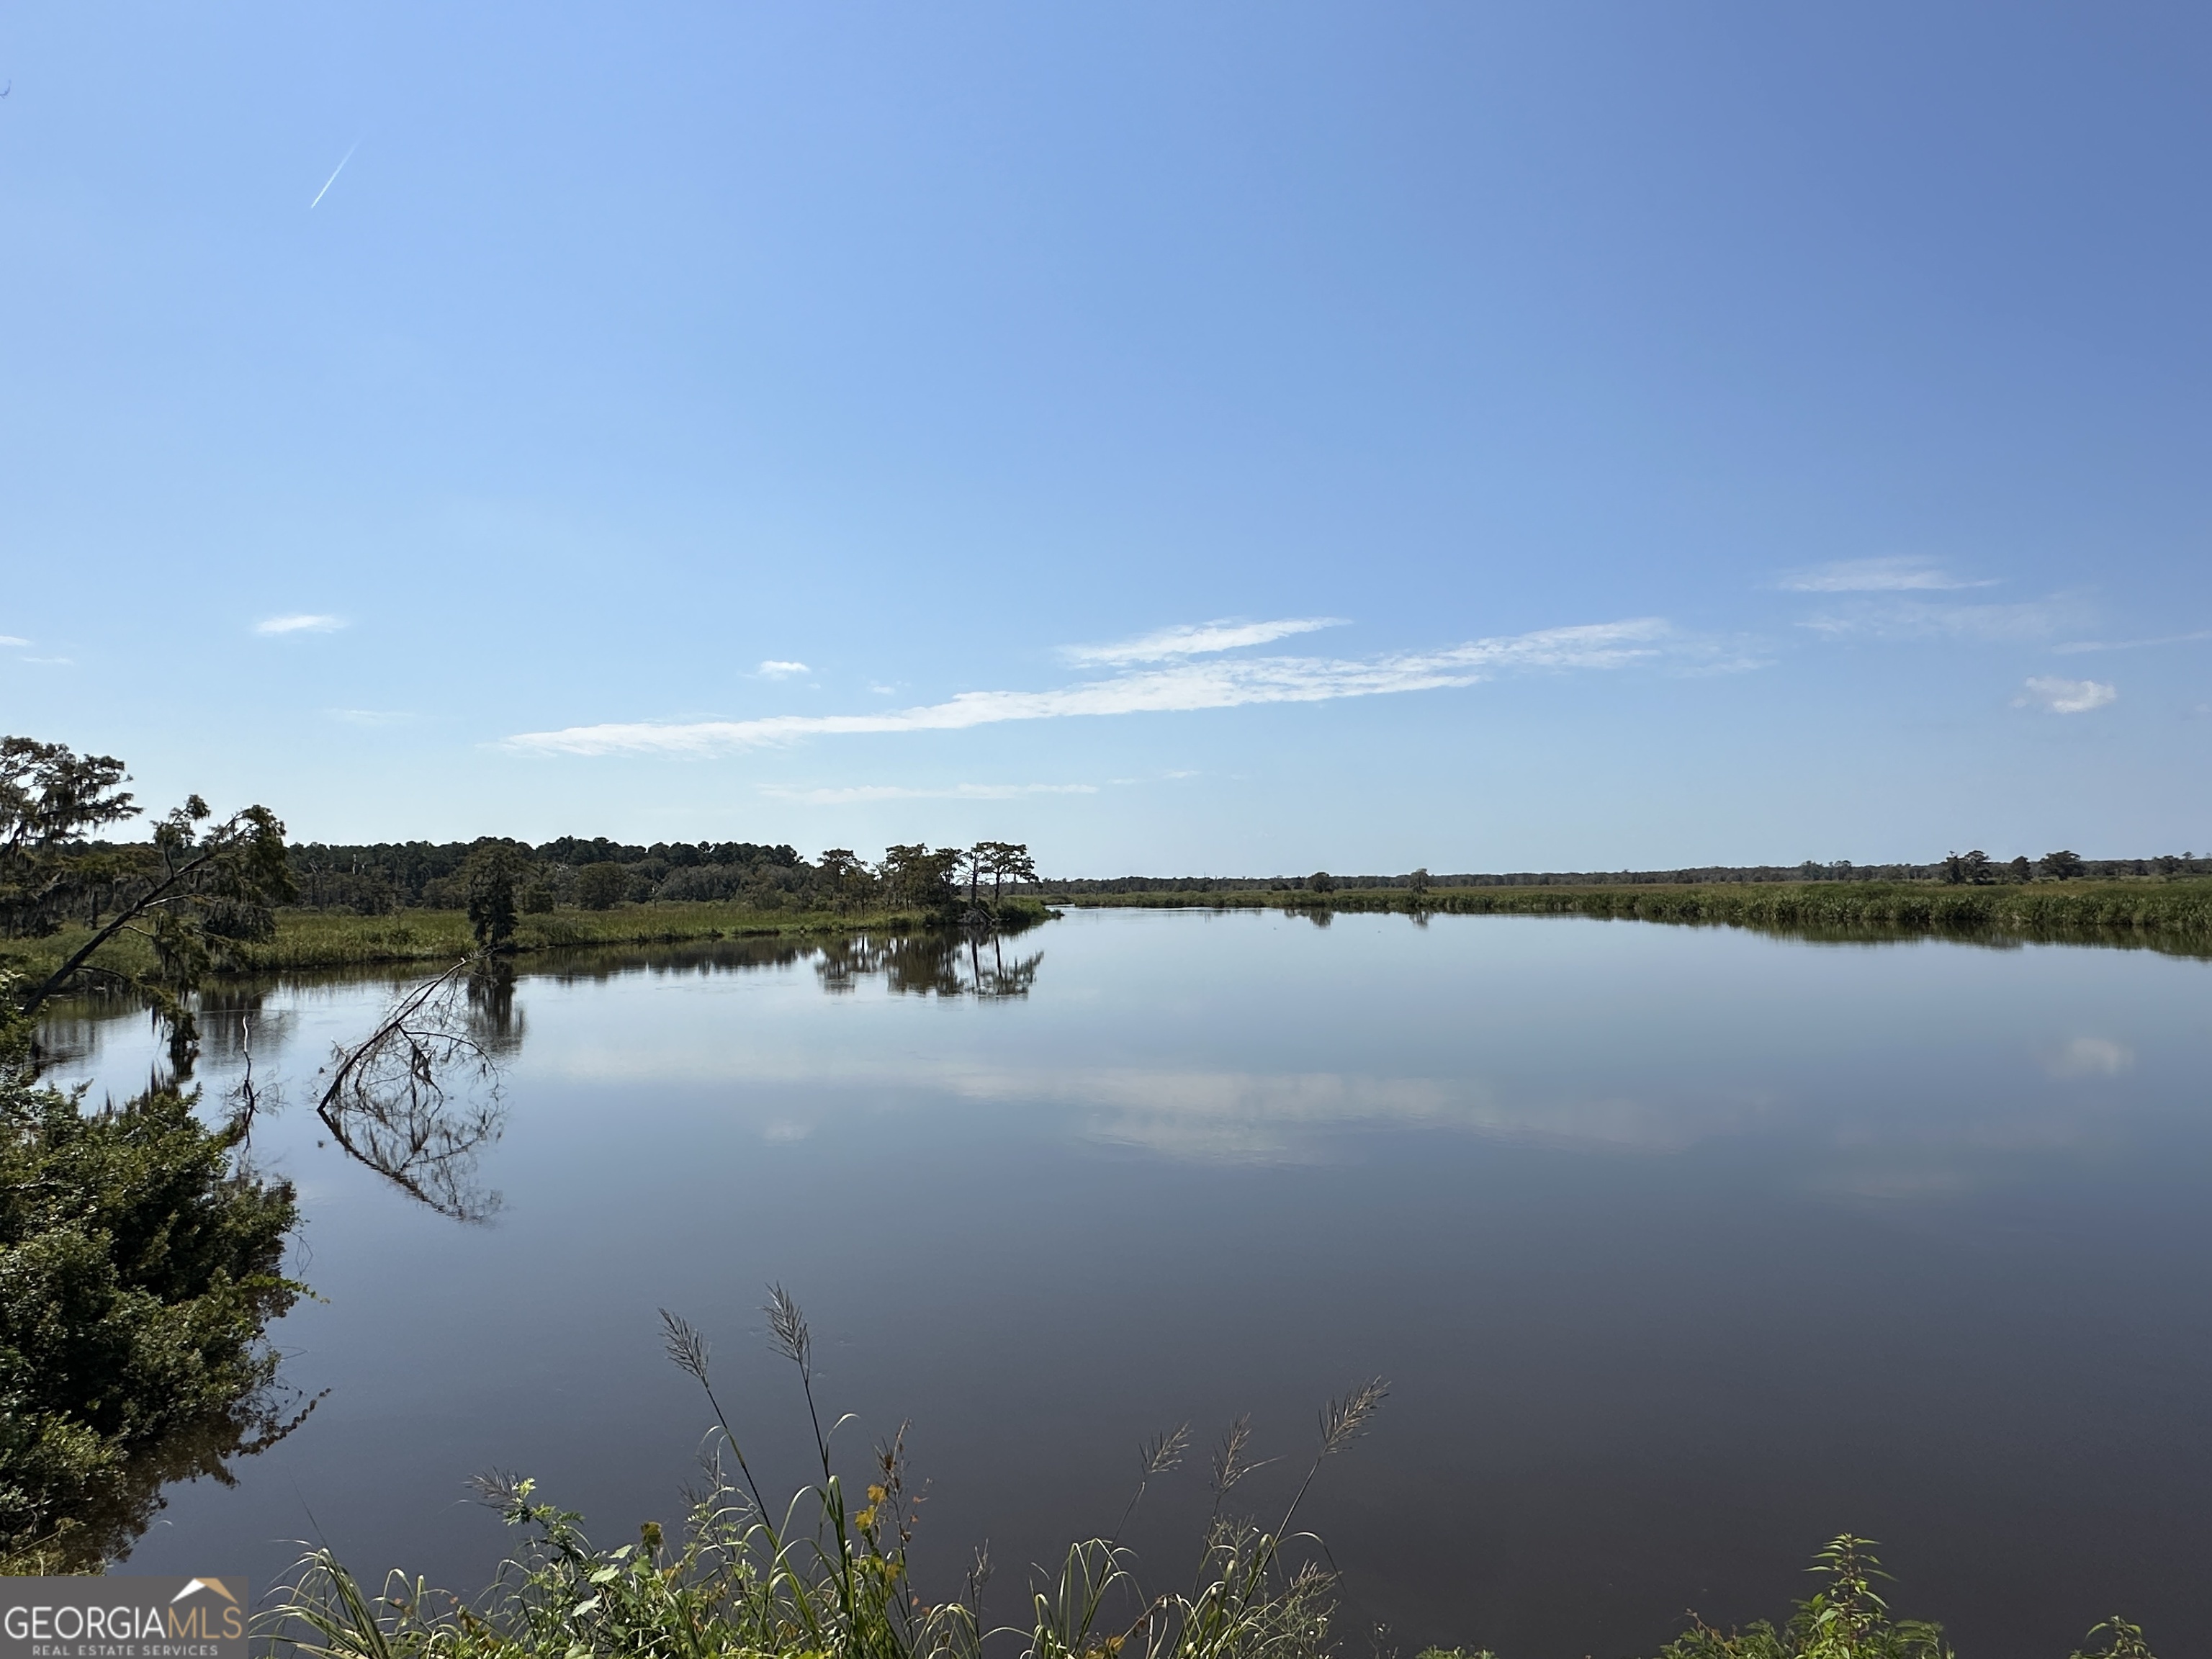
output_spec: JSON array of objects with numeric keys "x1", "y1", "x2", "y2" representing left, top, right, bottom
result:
[
  {"x1": 275, "y1": 836, "x2": 1043, "y2": 932},
  {"x1": 284, "y1": 837, "x2": 818, "y2": 916},
  {"x1": 1040, "y1": 853, "x2": 2210, "y2": 895}
]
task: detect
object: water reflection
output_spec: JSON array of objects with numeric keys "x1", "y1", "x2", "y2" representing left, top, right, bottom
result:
[
  {"x1": 313, "y1": 962, "x2": 511, "y2": 1223},
  {"x1": 22, "y1": 1382, "x2": 320, "y2": 1575},
  {"x1": 815, "y1": 930, "x2": 1044, "y2": 999}
]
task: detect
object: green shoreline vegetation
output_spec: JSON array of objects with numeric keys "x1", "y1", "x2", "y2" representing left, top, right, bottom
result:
[
  {"x1": 1048, "y1": 878, "x2": 2212, "y2": 953},
  {"x1": 0, "y1": 895, "x2": 1055, "y2": 985}
]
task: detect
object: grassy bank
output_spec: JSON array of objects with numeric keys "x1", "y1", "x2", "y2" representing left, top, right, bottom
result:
[
  {"x1": 1051, "y1": 878, "x2": 2212, "y2": 948},
  {"x1": 0, "y1": 898, "x2": 1054, "y2": 982}
]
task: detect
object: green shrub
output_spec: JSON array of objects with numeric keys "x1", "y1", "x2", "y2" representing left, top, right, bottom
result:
[{"x1": 0, "y1": 994, "x2": 303, "y2": 1570}]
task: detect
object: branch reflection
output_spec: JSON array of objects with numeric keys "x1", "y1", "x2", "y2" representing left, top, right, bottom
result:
[{"x1": 314, "y1": 959, "x2": 507, "y2": 1223}]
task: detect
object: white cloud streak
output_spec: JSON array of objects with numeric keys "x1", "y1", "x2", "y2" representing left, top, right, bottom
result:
[
  {"x1": 763, "y1": 783, "x2": 1100, "y2": 805},
  {"x1": 2055, "y1": 629, "x2": 2212, "y2": 655},
  {"x1": 2015, "y1": 675, "x2": 2117, "y2": 714},
  {"x1": 756, "y1": 660, "x2": 810, "y2": 678},
  {"x1": 0, "y1": 635, "x2": 28, "y2": 647},
  {"x1": 508, "y1": 618, "x2": 1672, "y2": 757},
  {"x1": 256, "y1": 613, "x2": 347, "y2": 636},
  {"x1": 1778, "y1": 557, "x2": 1996, "y2": 593},
  {"x1": 1063, "y1": 616, "x2": 1347, "y2": 666}
]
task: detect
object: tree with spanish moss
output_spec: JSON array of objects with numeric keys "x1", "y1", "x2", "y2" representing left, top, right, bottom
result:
[{"x1": 1, "y1": 737, "x2": 293, "y2": 1058}]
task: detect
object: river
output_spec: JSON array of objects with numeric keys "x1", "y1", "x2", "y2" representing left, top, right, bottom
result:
[{"x1": 40, "y1": 908, "x2": 2212, "y2": 1655}]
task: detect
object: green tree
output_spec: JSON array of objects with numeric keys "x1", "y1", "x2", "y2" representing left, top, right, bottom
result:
[
  {"x1": 1308, "y1": 870, "x2": 1335, "y2": 894},
  {"x1": 3, "y1": 739, "x2": 294, "y2": 1056},
  {"x1": 2041, "y1": 849, "x2": 2087, "y2": 880},
  {"x1": 958, "y1": 840, "x2": 1038, "y2": 916},
  {"x1": 0, "y1": 738, "x2": 140, "y2": 936},
  {"x1": 1939, "y1": 850, "x2": 1992, "y2": 885},
  {"x1": 817, "y1": 848, "x2": 872, "y2": 914},
  {"x1": 877, "y1": 844, "x2": 961, "y2": 912},
  {"x1": 462, "y1": 840, "x2": 531, "y2": 953},
  {"x1": 573, "y1": 860, "x2": 628, "y2": 911}
]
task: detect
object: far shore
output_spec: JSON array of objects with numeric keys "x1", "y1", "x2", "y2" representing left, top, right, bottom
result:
[{"x1": 9, "y1": 878, "x2": 2210, "y2": 986}]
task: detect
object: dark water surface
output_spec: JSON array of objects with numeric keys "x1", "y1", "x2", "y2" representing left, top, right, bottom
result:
[{"x1": 43, "y1": 911, "x2": 2212, "y2": 1656}]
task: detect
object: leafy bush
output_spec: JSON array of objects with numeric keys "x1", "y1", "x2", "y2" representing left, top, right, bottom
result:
[
  {"x1": 0, "y1": 992, "x2": 304, "y2": 1569},
  {"x1": 1651, "y1": 1537, "x2": 2155, "y2": 1659}
]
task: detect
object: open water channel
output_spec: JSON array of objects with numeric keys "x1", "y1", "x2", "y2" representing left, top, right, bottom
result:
[{"x1": 40, "y1": 908, "x2": 2212, "y2": 1655}]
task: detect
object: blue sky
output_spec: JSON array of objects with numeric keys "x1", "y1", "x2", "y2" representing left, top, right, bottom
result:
[{"x1": 5, "y1": 4, "x2": 2210, "y2": 873}]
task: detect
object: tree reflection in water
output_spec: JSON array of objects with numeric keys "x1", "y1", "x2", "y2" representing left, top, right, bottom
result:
[
  {"x1": 286, "y1": 930, "x2": 1038, "y2": 1226},
  {"x1": 814, "y1": 928, "x2": 1043, "y2": 999},
  {"x1": 204, "y1": 930, "x2": 1041, "y2": 1228}
]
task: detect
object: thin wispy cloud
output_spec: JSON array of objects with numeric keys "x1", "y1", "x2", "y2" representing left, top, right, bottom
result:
[
  {"x1": 1063, "y1": 616, "x2": 1347, "y2": 667},
  {"x1": 756, "y1": 660, "x2": 810, "y2": 678},
  {"x1": 508, "y1": 617, "x2": 1673, "y2": 757},
  {"x1": 2055, "y1": 628, "x2": 2212, "y2": 655},
  {"x1": 2015, "y1": 675, "x2": 2117, "y2": 714},
  {"x1": 0, "y1": 635, "x2": 27, "y2": 647},
  {"x1": 1799, "y1": 597, "x2": 2070, "y2": 644},
  {"x1": 763, "y1": 782, "x2": 1100, "y2": 805},
  {"x1": 256, "y1": 613, "x2": 347, "y2": 636},
  {"x1": 1778, "y1": 557, "x2": 1997, "y2": 593}
]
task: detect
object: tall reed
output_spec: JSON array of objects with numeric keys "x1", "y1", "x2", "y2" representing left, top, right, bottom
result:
[{"x1": 260, "y1": 1290, "x2": 1383, "y2": 1659}]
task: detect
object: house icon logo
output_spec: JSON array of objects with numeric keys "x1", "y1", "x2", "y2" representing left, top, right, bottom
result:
[{"x1": 170, "y1": 1581, "x2": 240, "y2": 1608}]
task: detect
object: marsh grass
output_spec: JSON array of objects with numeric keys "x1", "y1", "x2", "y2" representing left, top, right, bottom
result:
[
  {"x1": 261, "y1": 1291, "x2": 1384, "y2": 1659},
  {"x1": 1053, "y1": 881, "x2": 2212, "y2": 954},
  {"x1": 0, "y1": 899, "x2": 1055, "y2": 984}
]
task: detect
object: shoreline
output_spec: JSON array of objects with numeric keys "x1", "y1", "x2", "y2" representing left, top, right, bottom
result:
[
  {"x1": 1, "y1": 899, "x2": 1053, "y2": 983},
  {"x1": 1048, "y1": 877, "x2": 2212, "y2": 951},
  {"x1": 9, "y1": 881, "x2": 2210, "y2": 986}
]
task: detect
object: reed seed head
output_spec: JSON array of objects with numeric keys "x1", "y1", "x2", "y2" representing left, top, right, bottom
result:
[
  {"x1": 469, "y1": 1468, "x2": 532, "y2": 1509},
  {"x1": 660, "y1": 1308, "x2": 711, "y2": 1385},
  {"x1": 765, "y1": 1282, "x2": 811, "y2": 1370},
  {"x1": 1141, "y1": 1422, "x2": 1191, "y2": 1478},
  {"x1": 1320, "y1": 1378, "x2": 1388, "y2": 1457},
  {"x1": 1211, "y1": 1415, "x2": 1255, "y2": 1495}
]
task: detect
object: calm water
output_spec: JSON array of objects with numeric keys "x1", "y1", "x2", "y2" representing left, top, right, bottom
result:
[{"x1": 42, "y1": 911, "x2": 2212, "y2": 1656}]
